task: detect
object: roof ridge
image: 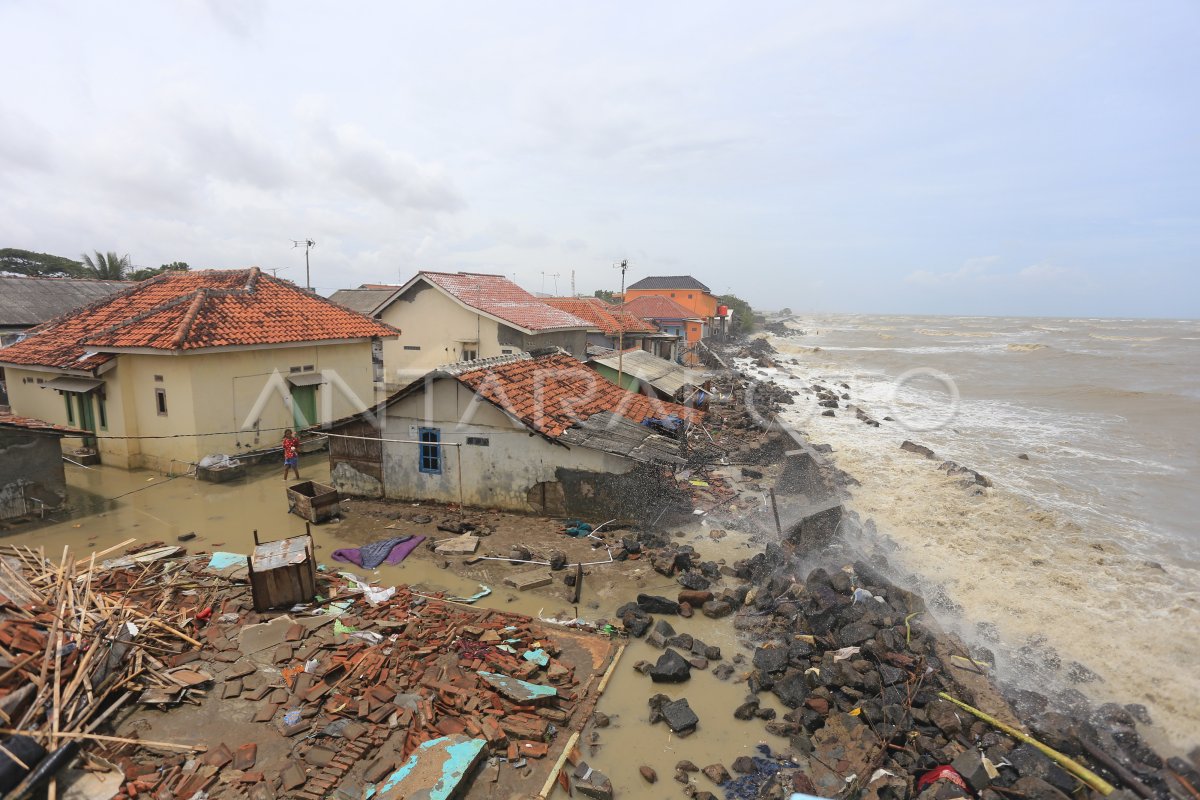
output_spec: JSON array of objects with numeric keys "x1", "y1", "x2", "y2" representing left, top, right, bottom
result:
[{"x1": 172, "y1": 288, "x2": 210, "y2": 348}]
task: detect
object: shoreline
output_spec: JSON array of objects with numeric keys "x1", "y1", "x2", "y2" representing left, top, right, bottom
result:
[{"x1": 719, "y1": 331, "x2": 1199, "y2": 758}]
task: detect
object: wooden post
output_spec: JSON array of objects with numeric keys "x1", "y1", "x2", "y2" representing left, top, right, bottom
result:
[
  {"x1": 572, "y1": 563, "x2": 583, "y2": 604},
  {"x1": 769, "y1": 489, "x2": 783, "y2": 537}
]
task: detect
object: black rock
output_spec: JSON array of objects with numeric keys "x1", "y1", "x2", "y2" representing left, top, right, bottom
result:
[
  {"x1": 753, "y1": 645, "x2": 789, "y2": 674},
  {"x1": 731, "y1": 756, "x2": 758, "y2": 774},
  {"x1": 712, "y1": 663, "x2": 735, "y2": 681},
  {"x1": 678, "y1": 571, "x2": 711, "y2": 591},
  {"x1": 734, "y1": 700, "x2": 759, "y2": 720},
  {"x1": 646, "y1": 619, "x2": 676, "y2": 649},
  {"x1": 662, "y1": 698, "x2": 699, "y2": 732},
  {"x1": 666, "y1": 633, "x2": 694, "y2": 651},
  {"x1": 838, "y1": 620, "x2": 878, "y2": 646},
  {"x1": 649, "y1": 649, "x2": 692, "y2": 683},
  {"x1": 771, "y1": 670, "x2": 809, "y2": 708},
  {"x1": 701, "y1": 600, "x2": 733, "y2": 618},
  {"x1": 637, "y1": 594, "x2": 681, "y2": 615},
  {"x1": 622, "y1": 537, "x2": 642, "y2": 554}
]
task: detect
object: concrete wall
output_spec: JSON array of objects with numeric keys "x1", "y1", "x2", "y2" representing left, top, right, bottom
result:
[
  {"x1": 329, "y1": 377, "x2": 639, "y2": 514},
  {"x1": 3, "y1": 341, "x2": 378, "y2": 471},
  {"x1": 0, "y1": 429, "x2": 69, "y2": 519},
  {"x1": 377, "y1": 282, "x2": 507, "y2": 385},
  {"x1": 625, "y1": 288, "x2": 719, "y2": 320}
]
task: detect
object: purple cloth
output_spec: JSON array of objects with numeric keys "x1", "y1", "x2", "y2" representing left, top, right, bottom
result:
[{"x1": 331, "y1": 535, "x2": 426, "y2": 569}]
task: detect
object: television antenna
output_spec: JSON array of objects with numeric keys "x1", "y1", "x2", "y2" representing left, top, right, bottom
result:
[
  {"x1": 540, "y1": 271, "x2": 561, "y2": 295},
  {"x1": 614, "y1": 259, "x2": 630, "y2": 387},
  {"x1": 292, "y1": 239, "x2": 316, "y2": 289}
]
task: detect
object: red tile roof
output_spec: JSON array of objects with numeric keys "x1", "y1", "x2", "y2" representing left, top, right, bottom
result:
[
  {"x1": 0, "y1": 268, "x2": 398, "y2": 372},
  {"x1": 413, "y1": 272, "x2": 591, "y2": 333},
  {"x1": 620, "y1": 295, "x2": 703, "y2": 321},
  {"x1": 0, "y1": 412, "x2": 88, "y2": 437},
  {"x1": 447, "y1": 352, "x2": 700, "y2": 438},
  {"x1": 542, "y1": 297, "x2": 659, "y2": 337}
]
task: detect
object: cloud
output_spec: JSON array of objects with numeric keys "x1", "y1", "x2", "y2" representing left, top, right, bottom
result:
[
  {"x1": 905, "y1": 256, "x2": 998, "y2": 286},
  {"x1": 317, "y1": 124, "x2": 464, "y2": 214}
]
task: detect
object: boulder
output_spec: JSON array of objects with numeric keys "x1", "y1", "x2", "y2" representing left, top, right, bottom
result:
[
  {"x1": 900, "y1": 440, "x2": 937, "y2": 459},
  {"x1": 753, "y1": 645, "x2": 789, "y2": 674},
  {"x1": 701, "y1": 600, "x2": 733, "y2": 618},
  {"x1": 702, "y1": 763, "x2": 731, "y2": 785},
  {"x1": 649, "y1": 649, "x2": 692, "y2": 683},
  {"x1": 771, "y1": 670, "x2": 809, "y2": 708},
  {"x1": 662, "y1": 698, "x2": 699, "y2": 733},
  {"x1": 645, "y1": 619, "x2": 676, "y2": 649},
  {"x1": 678, "y1": 589, "x2": 713, "y2": 606},
  {"x1": 637, "y1": 594, "x2": 680, "y2": 615},
  {"x1": 731, "y1": 756, "x2": 758, "y2": 774}
]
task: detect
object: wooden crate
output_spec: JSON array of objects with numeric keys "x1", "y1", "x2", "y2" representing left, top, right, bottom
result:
[
  {"x1": 247, "y1": 528, "x2": 318, "y2": 613},
  {"x1": 286, "y1": 480, "x2": 340, "y2": 523}
]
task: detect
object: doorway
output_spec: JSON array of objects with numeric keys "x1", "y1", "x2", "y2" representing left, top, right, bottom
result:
[{"x1": 291, "y1": 384, "x2": 317, "y2": 428}]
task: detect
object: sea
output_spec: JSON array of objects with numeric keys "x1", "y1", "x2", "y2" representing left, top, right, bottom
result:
[{"x1": 748, "y1": 314, "x2": 1199, "y2": 752}]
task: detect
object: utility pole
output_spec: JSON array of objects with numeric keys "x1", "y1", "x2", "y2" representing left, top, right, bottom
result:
[
  {"x1": 571, "y1": 269, "x2": 576, "y2": 298},
  {"x1": 292, "y1": 239, "x2": 316, "y2": 289},
  {"x1": 614, "y1": 259, "x2": 629, "y2": 389}
]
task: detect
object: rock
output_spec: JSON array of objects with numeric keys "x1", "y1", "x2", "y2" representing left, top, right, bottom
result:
[
  {"x1": 952, "y1": 749, "x2": 992, "y2": 792},
  {"x1": 678, "y1": 602, "x2": 693, "y2": 618},
  {"x1": 900, "y1": 440, "x2": 937, "y2": 459},
  {"x1": 839, "y1": 620, "x2": 878, "y2": 646},
  {"x1": 637, "y1": 594, "x2": 680, "y2": 615},
  {"x1": 639, "y1": 766, "x2": 657, "y2": 783},
  {"x1": 733, "y1": 699, "x2": 760, "y2": 720},
  {"x1": 702, "y1": 763, "x2": 730, "y2": 785},
  {"x1": 662, "y1": 698, "x2": 699, "y2": 733},
  {"x1": 665, "y1": 633, "x2": 694, "y2": 650},
  {"x1": 678, "y1": 571, "x2": 710, "y2": 591},
  {"x1": 1011, "y1": 776, "x2": 1071, "y2": 800},
  {"x1": 574, "y1": 766, "x2": 614, "y2": 800},
  {"x1": 676, "y1": 760, "x2": 699, "y2": 773},
  {"x1": 1018, "y1": 453, "x2": 1030, "y2": 460},
  {"x1": 753, "y1": 645, "x2": 789, "y2": 674},
  {"x1": 649, "y1": 649, "x2": 692, "y2": 683},
  {"x1": 808, "y1": 713, "x2": 880, "y2": 796},
  {"x1": 646, "y1": 619, "x2": 676, "y2": 649},
  {"x1": 741, "y1": 467, "x2": 764, "y2": 479},
  {"x1": 822, "y1": 409, "x2": 835, "y2": 417},
  {"x1": 617, "y1": 604, "x2": 652, "y2": 637},
  {"x1": 701, "y1": 600, "x2": 733, "y2": 618},
  {"x1": 712, "y1": 663, "x2": 735, "y2": 680},
  {"x1": 678, "y1": 589, "x2": 713, "y2": 606},
  {"x1": 632, "y1": 660, "x2": 653, "y2": 675},
  {"x1": 771, "y1": 670, "x2": 809, "y2": 708},
  {"x1": 927, "y1": 699, "x2": 964, "y2": 736},
  {"x1": 731, "y1": 756, "x2": 758, "y2": 774}
]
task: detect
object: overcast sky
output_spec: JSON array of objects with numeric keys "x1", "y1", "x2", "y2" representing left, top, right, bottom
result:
[{"x1": 1, "y1": 1, "x2": 1196, "y2": 317}]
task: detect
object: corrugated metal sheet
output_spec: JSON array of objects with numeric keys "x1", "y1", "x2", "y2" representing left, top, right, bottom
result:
[
  {"x1": 588, "y1": 349, "x2": 709, "y2": 396},
  {"x1": 0, "y1": 276, "x2": 128, "y2": 328}
]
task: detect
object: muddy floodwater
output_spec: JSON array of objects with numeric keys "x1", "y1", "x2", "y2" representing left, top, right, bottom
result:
[{"x1": 7, "y1": 455, "x2": 780, "y2": 798}]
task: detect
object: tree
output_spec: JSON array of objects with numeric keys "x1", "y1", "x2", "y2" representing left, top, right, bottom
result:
[
  {"x1": 593, "y1": 289, "x2": 616, "y2": 303},
  {"x1": 717, "y1": 293, "x2": 756, "y2": 334},
  {"x1": 81, "y1": 251, "x2": 131, "y2": 280},
  {"x1": 0, "y1": 248, "x2": 87, "y2": 277},
  {"x1": 128, "y1": 261, "x2": 190, "y2": 281}
]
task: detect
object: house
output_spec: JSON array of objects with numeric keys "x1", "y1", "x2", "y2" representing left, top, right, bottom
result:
[
  {"x1": 0, "y1": 412, "x2": 88, "y2": 520},
  {"x1": 587, "y1": 348, "x2": 711, "y2": 402},
  {"x1": 0, "y1": 268, "x2": 398, "y2": 470},
  {"x1": 328, "y1": 273, "x2": 592, "y2": 388},
  {"x1": 540, "y1": 296, "x2": 671, "y2": 355},
  {"x1": 620, "y1": 295, "x2": 707, "y2": 365},
  {"x1": 0, "y1": 275, "x2": 129, "y2": 405},
  {"x1": 326, "y1": 350, "x2": 700, "y2": 518},
  {"x1": 622, "y1": 275, "x2": 720, "y2": 325}
]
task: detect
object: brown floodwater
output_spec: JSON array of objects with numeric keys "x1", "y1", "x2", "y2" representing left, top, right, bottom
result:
[{"x1": 5, "y1": 455, "x2": 779, "y2": 798}]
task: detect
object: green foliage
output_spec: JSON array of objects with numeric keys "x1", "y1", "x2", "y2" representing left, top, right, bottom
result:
[
  {"x1": 717, "y1": 293, "x2": 756, "y2": 334},
  {"x1": 0, "y1": 248, "x2": 87, "y2": 277},
  {"x1": 129, "y1": 261, "x2": 190, "y2": 281},
  {"x1": 593, "y1": 289, "x2": 615, "y2": 302},
  {"x1": 81, "y1": 250, "x2": 131, "y2": 280}
]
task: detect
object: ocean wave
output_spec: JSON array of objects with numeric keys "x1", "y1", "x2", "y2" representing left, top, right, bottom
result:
[
  {"x1": 1007, "y1": 343, "x2": 1048, "y2": 352},
  {"x1": 1089, "y1": 333, "x2": 1167, "y2": 342}
]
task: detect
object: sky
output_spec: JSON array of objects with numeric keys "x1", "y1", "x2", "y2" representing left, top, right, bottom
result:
[{"x1": 0, "y1": 1, "x2": 1196, "y2": 318}]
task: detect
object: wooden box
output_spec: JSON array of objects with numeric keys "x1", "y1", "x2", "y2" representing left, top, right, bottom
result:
[
  {"x1": 286, "y1": 480, "x2": 341, "y2": 523},
  {"x1": 247, "y1": 529, "x2": 318, "y2": 613}
]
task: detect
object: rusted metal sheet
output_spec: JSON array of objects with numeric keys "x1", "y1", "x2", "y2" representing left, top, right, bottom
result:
[{"x1": 375, "y1": 734, "x2": 486, "y2": 800}]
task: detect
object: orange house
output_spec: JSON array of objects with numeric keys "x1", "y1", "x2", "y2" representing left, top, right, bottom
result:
[{"x1": 623, "y1": 276, "x2": 719, "y2": 322}]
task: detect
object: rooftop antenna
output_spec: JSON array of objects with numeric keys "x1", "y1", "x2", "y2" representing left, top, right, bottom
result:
[
  {"x1": 292, "y1": 239, "x2": 316, "y2": 289},
  {"x1": 266, "y1": 266, "x2": 291, "y2": 277},
  {"x1": 540, "y1": 271, "x2": 561, "y2": 295},
  {"x1": 614, "y1": 259, "x2": 630, "y2": 388},
  {"x1": 571, "y1": 269, "x2": 576, "y2": 297}
]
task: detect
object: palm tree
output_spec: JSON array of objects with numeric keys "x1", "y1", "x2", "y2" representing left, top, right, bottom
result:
[{"x1": 81, "y1": 250, "x2": 131, "y2": 280}]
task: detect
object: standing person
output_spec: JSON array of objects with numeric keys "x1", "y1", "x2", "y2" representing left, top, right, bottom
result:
[{"x1": 282, "y1": 429, "x2": 300, "y2": 481}]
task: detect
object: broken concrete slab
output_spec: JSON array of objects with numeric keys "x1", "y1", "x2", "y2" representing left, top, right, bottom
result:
[
  {"x1": 238, "y1": 615, "x2": 297, "y2": 657},
  {"x1": 375, "y1": 734, "x2": 487, "y2": 800},
  {"x1": 502, "y1": 569, "x2": 552, "y2": 591},
  {"x1": 433, "y1": 535, "x2": 479, "y2": 556}
]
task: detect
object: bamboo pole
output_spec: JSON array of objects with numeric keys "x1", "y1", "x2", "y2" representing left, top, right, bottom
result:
[
  {"x1": 537, "y1": 730, "x2": 580, "y2": 799},
  {"x1": 596, "y1": 644, "x2": 625, "y2": 696},
  {"x1": 937, "y1": 692, "x2": 1114, "y2": 795},
  {"x1": 0, "y1": 730, "x2": 206, "y2": 752}
]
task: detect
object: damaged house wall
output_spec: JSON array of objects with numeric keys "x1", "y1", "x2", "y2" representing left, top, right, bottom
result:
[
  {"x1": 496, "y1": 325, "x2": 588, "y2": 362},
  {"x1": 328, "y1": 378, "x2": 642, "y2": 515},
  {"x1": 0, "y1": 429, "x2": 70, "y2": 519}
]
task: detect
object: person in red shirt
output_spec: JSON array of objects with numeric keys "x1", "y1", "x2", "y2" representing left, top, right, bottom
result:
[{"x1": 282, "y1": 429, "x2": 300, "y2": 481}]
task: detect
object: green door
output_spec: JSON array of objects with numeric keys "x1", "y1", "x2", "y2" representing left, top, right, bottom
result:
[
  {"x1": 76, "y1": 392, "x2": 97, "y2": 447},
  {"x1": 291, "y1": 385, "x2": 317, "y2": 429}
]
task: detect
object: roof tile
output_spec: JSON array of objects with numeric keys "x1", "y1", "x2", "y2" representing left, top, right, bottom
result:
[
  {"x1": 620, "y1": 295, "x2": 704, "y2": 321},
  {"x1": 542, "y1": 297, "x2": 659, "y2": 337},
  {"x1": 416, "y1": 272, "x2": 591, "y2": 332},
  {"x1": 0, "y1": 268, "x2": 398, "y2": 371},
  {"x1": 0, "y1": 412, "x2": 88, "y2": 436}
]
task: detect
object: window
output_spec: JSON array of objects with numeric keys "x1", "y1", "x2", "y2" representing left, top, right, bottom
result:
[
  {"x1": 65, "y1": 394, "x2": 74, "y2": 424},
  {"x1": 155, "y1": 388, "x2": 168, "y2": 416},
  {"x1": 461, "y1": 346, "x2": 478, "y2": 361},
  {"x1": 97, "y1": 394, "x2": 107, "y2": 430},
  {"x1": 289, "y1": 366, "x2": 302, "y2": 373},
  {"x1": 466, "y1": 436, "x2": 489, "y2": 447},
  {"x1": 418, "y1": 428, "x2": 442, "y2": 474},
  {"x1": 302, "y1": 365, "x2": 315, "y2": 372},
  {"x1": 403, "y1": 345, "x2": 421, "y2": 351},
  {"x1": 154, "y1": 374, "x2": 163, "y2": 382},
  {"x1": 501, "y1": 349, "x2": 513, "y2": 355}
]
